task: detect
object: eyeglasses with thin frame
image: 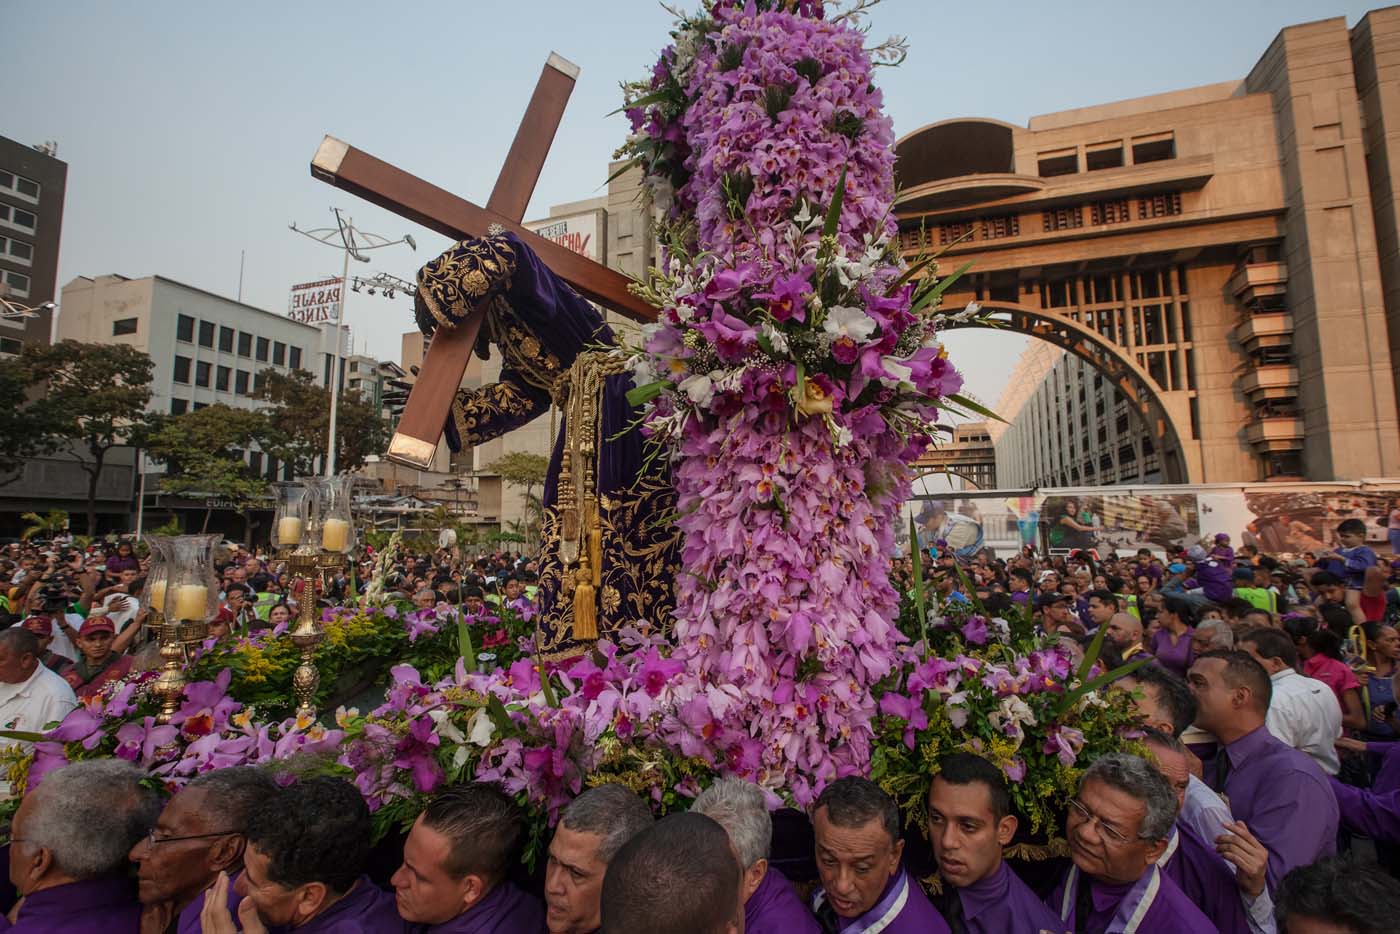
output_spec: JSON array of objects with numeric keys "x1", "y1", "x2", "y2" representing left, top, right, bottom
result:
[
  {"x1": 1065, "y1": 797, "x2": 1140, "y2": 846},
  {"x1": 145, "y1": 829, "x2": 241, "y2": 847}
]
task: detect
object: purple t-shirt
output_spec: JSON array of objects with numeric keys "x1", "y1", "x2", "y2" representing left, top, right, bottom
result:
[
  {"x1": 0, "y1": 876, "x2": 141, "y2": 933},
  {"x1": 1149, "y1": 628, "x2": 1194, "y2": 678}
]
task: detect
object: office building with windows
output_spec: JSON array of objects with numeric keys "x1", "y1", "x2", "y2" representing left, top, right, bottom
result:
[
  {"x1": 893, "y1": 10, "x2": 1400, "y2": 484},
  {"x1": 0, "y1": 136, "x2": 66, "y2": 352},
  {"x1": 56, "y1": 273, "x2": 328, "y2": 481}
]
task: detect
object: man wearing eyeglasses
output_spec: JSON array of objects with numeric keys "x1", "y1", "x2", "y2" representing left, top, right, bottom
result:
[
  {"x1": 128, "y1": 766, "x2": 277, "y2": 933},
  {"x1": 1049, "y1": 753, "x2": 1212, "y2": 932}
]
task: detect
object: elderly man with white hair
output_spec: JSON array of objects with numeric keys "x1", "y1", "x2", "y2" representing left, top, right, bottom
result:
[
  {"x1": 7, "y1": 759, "x2": 160, "y2": 932},
  {"x1": 1191, "y1": 618, "x2": 1235, "y2": 656},
  {"x1": 692, "y1": 778, "x2": 819, "y2": 934}
]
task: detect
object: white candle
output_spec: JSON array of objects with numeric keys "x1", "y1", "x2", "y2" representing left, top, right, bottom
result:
[
  {"x1": 278, "y1": 516, "x2": 304, "y2": 546},
  {"x1": 174, "y1": 584, "x2": 208, "y2": 621},
  {"x1": 148, "y1": 580, "x2": 167, "y2": 613},
  {"x1": 321, "y1": 518, "x2": 351, "y2": 553}
]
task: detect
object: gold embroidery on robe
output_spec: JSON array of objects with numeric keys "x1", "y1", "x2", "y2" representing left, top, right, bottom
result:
[
  {"x1": 416, "y1": 237, "x2": 519, "y2": 331},
  {"x1": 450, "y1": 381, "x2": 540, "y2": 446}
]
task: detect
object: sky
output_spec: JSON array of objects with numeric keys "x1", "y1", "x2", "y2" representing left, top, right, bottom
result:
[{"x1": 3, "y1": 0, "x2": 1382, "y2": 406}]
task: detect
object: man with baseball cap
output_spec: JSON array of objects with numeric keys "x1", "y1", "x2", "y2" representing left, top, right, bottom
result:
[
  {"x1": 20, "y1": 614, "x2": 72, "y2": 672},
  {"x1": 60, "y1": 615, "x2": 134, "y2": 700}
]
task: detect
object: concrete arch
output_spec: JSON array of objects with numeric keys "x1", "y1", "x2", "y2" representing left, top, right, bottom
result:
[{"x1": 941, "y1": 301, "x2": 1199, "y2": 484}]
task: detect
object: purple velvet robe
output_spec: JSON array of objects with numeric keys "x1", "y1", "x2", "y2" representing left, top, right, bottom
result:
[
  {"x1": 1330, "y1": 740, "x2": 1400, "y2": 843},
  {"x1": 952, "y1": 861, "x2": 1066, "y2": 934},
  {"x1": 412, "y1": 880, "x2": 547, "y2": 934},
  {"x1": 1158, "y1": 825, "x2": 1249, "y2": 934},
  {"x1": 0, "y1": 876, "x2": 141, "y2": 932},
  {"x1": 747, "y1": 868, "x2": 819, "y2": 934},
  {"x1": 1049, "y1": 865, "x2": 1214, "y2": 933},
  {"x1": 296, "y1": 876, "x2": 401, "y2": 933},
  {"x1": 821, "y1": 868, "x2": 951, "y2": 933},
  {"x1": 1213, "y1": 725, "x2": 1338, "y2": 891}
]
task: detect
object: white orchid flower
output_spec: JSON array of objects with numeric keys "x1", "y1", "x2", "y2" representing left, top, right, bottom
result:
[
  {"x1": 822, "y1": 305, "x2": 877, "y2": 343},
  {"x1": 678, "y1": 372, "x2": 715, "y2": 407}
]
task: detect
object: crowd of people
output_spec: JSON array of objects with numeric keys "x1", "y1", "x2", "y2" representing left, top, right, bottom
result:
[{"x1": 1, "y1": 527, "x2": 1400, "y2": 931}]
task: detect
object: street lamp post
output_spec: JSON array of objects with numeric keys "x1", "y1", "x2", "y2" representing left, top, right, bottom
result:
[{"x1": 290, "y1": 209, "x2": 415, "y2": 476}]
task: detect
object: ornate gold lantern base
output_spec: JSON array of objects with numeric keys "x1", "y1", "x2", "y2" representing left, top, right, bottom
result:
[
  {"x1": 151, "y1": 614, "x2": 210, "y2": 724},
  {"x1": 283, "y1": 548, "x2": 331, "y2": 720}
]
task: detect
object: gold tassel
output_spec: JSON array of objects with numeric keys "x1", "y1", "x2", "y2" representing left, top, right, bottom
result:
[
  {"x1": 590, "y1": 520, "x2": 602, "y2": 589},
  {"x1": 573, "y1": 560, "x2": 597, "y2": 640}
]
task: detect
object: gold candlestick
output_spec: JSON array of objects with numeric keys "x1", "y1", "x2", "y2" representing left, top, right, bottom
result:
[{"x1": 285, "y1": 548, "x2": 325, "y2": 720}]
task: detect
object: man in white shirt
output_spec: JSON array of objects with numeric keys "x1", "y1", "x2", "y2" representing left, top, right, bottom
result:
[
  {"x1": 0, "y1": 627, "x2": 78, "y2": 750},
  {"x1": 1239, "y1": 627, "x2": 1342, "y2": 775}
]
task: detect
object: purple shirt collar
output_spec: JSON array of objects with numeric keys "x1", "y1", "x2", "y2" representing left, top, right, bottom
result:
[
  {"x1": 957, "y1": 860, "x2": 1011, "y2": 921},
  {"x1": 420, "y1": 880, "x2": 546, "y2": 934},
  {"x1": 297, "y1": 876, "x2": 400, "y2": 933},
  {"x1": 1058, "y1": 865, "x2": 1162, "y2": 932},
  {"x1": 746, "y1": 868, "x2": 819, "y2": 934},
  {"x1": 8, "y1": 876, "x2": 141, "y2": 932},
  {"x1": 833, "y1": 869, "x2": 908, "y2": 933},
  {"x1": 1222, "y1": 723, "x2": 1274, "y2": 770}
]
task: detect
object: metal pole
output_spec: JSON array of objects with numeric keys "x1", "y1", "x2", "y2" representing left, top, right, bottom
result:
[
  {"x1": 135, "y1": 452, "x2": 147, "y2": 538},
  {"x1": 326, "y1": 228, "x2": 350, "y2": 476}
]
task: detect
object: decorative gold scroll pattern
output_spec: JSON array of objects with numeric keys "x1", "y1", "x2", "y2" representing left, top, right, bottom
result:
[
  {"x1": 450, "y1": 380, "x2": 542, "y2": 447},
  {"x1": 416, "y1": 236, "x2": 519, "y2": 332}
]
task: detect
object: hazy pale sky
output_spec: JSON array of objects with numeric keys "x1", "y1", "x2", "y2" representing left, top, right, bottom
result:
[{"x1": 3, "y1": 0, "x2": 1380, "y2": 406}]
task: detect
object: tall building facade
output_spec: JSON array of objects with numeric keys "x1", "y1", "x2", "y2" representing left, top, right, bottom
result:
[
  {"x1": 0, "y1": 137, "x2": 66, "y2": 352},
  {"x1": 894, "y1": 9, "x2": 1400, "y2": 485}
]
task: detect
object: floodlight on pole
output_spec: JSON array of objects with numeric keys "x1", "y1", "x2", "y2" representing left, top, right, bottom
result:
[
  {"x1": 289, "y1": 208, "x2": 415, "y2": 476},
  {"x1": 0, "y1": 298, "x2": 55, "y2": 322}
]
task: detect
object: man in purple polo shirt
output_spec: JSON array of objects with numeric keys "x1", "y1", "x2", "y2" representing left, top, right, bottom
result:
[
  {"x1": 1048, "y1": 754, "x2": 1213, "y2": 933},
  {"x1": 3, "y1": 759, "x2": 158, "y2": 933},
  {"x1": 391, "y1": 783, "x2": 546, "y2": 933},
  {"x1": 198, "y1": 777, "x2": 399, "y2": 933},
  {"x1": 599, "y1": 812, "x2": 743, "y2": 933},
  {"x1": 810, "y1": 776, "x2": 950, "y2": 933},
  {"x1": 693, "y1": 778, "x2": 819, "y2": 934},
  {"x1": 926, "y1": 752, "x2": 1066, "y2": 934},
  {"x1": 1187, "y1": 650, "x2": 1338, "y2": 893},
  {"x1": 544, "y1": 784, "x2": 653, "y2": 934},
  {"x1": 129, "y1": 766, "x2": 276, "y2": 933}
]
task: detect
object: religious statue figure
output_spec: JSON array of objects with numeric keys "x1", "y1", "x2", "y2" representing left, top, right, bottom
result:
[{"x1": 413, "y1": 230, "x2": 680, "y2": 659}]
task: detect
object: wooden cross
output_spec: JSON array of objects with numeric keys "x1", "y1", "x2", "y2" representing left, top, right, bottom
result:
[{"x1": 309, "y1": 53, "x2": 657, "y2": 470}]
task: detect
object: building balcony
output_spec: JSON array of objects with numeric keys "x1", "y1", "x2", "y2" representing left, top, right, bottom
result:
[
  {"x1": 1233, "y1": 312, "x2": 1294, "y2": 352},
  {"x1": 1245, "y1": 417, "x2": 1305, "y2": 451},
  {"x1": 1240, "y1": 365, "x2": 1299, "y2": 399},
  {"x1": 1227, "y1": 261, "x2": 1288, "y2": 307}
]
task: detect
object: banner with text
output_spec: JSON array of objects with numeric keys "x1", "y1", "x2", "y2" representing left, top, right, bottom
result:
[
  {"x1": 524, "y1": 210, "x2": 605, "y2": 264},
  {"x1": 287, "y1": 278, "x2": 343, "y2": 325}
]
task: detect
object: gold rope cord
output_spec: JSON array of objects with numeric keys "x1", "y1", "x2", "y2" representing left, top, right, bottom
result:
[{"x1": 551, "y1": 351, "x2": 630, "y2": 641}]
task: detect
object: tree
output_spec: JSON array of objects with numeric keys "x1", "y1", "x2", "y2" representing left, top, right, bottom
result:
[
  {"x1": 251, "y1": 369, "x2": 387, "y2": 476},
  {"x1": 22, "y1": 341, "x2": 155, "y2": 534},
  {"x1": 146, "y1": 405, "x2": 268, "y2": 534},
  {"x1": 0, "y1": 354, "x2": 67, "y2": 487},
  {"x1": 20, "y1": 510, "x2": 68, "y2": 541},
  {"x1": 485, "y1": 452, "x2": 550, "y2": 541}
]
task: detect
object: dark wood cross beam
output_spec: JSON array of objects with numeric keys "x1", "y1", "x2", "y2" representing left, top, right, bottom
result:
[{"x1": 309, "y1": 53, "x2": 657, "y2": 470}]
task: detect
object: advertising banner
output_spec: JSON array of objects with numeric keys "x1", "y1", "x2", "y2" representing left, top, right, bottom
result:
[{"x1": 287, "y1": 278, "x2": 343, "y2": 325}]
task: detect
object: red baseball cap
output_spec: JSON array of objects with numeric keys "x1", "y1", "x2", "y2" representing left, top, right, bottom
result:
[
  {"x1": 78, "y1": 617, "x2": 116, "y2": 637},
  {"x1": 20, "y1": 615, "x2": 52, "y2": 636}
]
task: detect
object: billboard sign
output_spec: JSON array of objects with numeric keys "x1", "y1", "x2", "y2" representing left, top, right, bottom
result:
[
  {"x1": 288, "y1": 278, "x2": 343, "y2": 325},
  {"x1": 525, "y1": 210, "x2": 605, "y2": 263}
]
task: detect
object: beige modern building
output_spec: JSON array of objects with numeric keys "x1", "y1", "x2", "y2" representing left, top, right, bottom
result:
[
  {"x1": 915, "y1": 421, "x2": 998, "y2": 489},
  {"x1": 894, "y1": 9, "x2": 1400, "y2": 484}
]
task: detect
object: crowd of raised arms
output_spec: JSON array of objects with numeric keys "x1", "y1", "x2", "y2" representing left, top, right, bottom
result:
[{"x1": 2, "y1": 528, "x2": 1400, "y2": 933}]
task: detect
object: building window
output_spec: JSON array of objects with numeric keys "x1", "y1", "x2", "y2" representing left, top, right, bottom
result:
[
  {"x1": 980, "y1": 214, "x2": 1020, "y2": 240},
  {"x1": 0, "y1": 236, "x2": 33, "y2": 265},
  {"x1": 218, "y1": 326, "x2": 234, "y2": 352},
  {"x1": 1264, "y1": 451, "x2": 1303, "y2": 479},
  {"x1": 112, "y1": 318, "x2": 138, "y2": 336},
  {"x1": 1042, "y1": 206, "x2": 1083, "y2": 232},
  {"x1": 235, "y1": 370, "x2": 250, "y2": 395},
  {"x1": 939, "y1": 220, "x2": 975, "y2": 246},
  {"x1": 1132, "y1": 133, "x2": 1176, "y2": 164},
  {"x1": 256, "y1": 337, "x2": 269, "y2": 362},
  {"x1": 1091, "y1": 200, "x2": 1131, "y2": 225},
  {"x1": 237, "y1": 331, "x2": 252, "y2": 357},
  {"x1": 0, "y1": 336, "x2": 20, "y2": 356},
  {"x1": 1086, "y1": 143, "x2": 1124, "y2": 171},
  {"x1": 0, "y1": 171, "x2": 39, "y2": 201},
  {"x1": 1138, "y1": 192, "x2": 1183, "y2": 219},
  {"x1": 273, "y1": 341, "x2": 286, "y2": 366},
  {"x1": 176, "y1": 314, "x2": 195, "y2": 342},
  {"x1": 171, "y1": 398, "x2": 188, "y2": 415},
  {"x1": 216, "y1": 365, "x2": 230, "y2": 392},
  {"x1": 249, "y1": 451, "x2": 263, "y2": 476},
  {"x1": 289, "y1": 346, "x2": 302, "y2": 370},
  {"x1": 2, "y1": 271, "x2": 30, "y2": 296},
  {"x1": 198, "y1": 320, "x2": 215, "y2": 347},
  {"x1": 173, "y1": 355, "x2": 192, "y2": 384},
  {"x1": 1037, "y1": 150, "x2": 1078, "y2": 177},
  {"x1": 195, "y1": 361, "x2": 211, "y2": 388},
  {"x1": 193, "y1": 401, "x2": 207, "y2": 411},
  {"x1": 253, "y1": 371, "x2": 266, "y2": 395},
  {"x1": 0, "y1": 205, "x2": 36, "y2": 231}
]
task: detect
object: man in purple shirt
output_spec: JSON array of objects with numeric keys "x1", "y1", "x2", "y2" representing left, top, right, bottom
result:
[
  {"x1": 391, "y1": 783, "x2": 546, "y2": 933},
  {"x1": 1187, "y1": 545, "x2": 1235, "y2": 604},
  {"x1": 1187, "y1": 651, "x2": 1338, "y2": 893},
  {"x1": 198, "y1": 777, "x2": 400, "y2": 934},
  {"x1": 926, "y1": 753, "x2": 1066, "y2": 934},
  {"x1": 1048, "y1": 754, "x2": 1213, "y2": 933},
  {"x1": 2, "y1": 759, "x2": 158, "y2": 933},
  {"x1": 128, "y1": 766, "x2": 277, "y2": 933},
  {"x1": 599, "y1": 813, "x2": 743, "y2": 933},
  {"x1": 810, "y1": 777, "x2": 950, "y2": 933},
  {"x1": 693, "y1": 779, "x2": 819, "y2": 934},
  {"x1": 543, "y1": 784, "x2": 654, "y2": 934}
]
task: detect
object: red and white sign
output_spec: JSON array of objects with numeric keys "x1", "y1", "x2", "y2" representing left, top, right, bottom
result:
[
  {"x1": 525, "y1": 210, "x2": 605, "y2": 263},
  {"x1": 288, "y1": 278, "x2": 342, "y2": 325}
]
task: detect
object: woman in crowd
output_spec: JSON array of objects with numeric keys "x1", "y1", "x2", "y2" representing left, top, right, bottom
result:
[
  {"x1": 1149, "y1": 594, "x2": 1195, "y2": 678},
  {"x1": 1287, "y1": 617, "x2": 1367, "y2": 731},
  {"x1": 1362, "y1": 622, "x2": 1400, "y2": 741}
]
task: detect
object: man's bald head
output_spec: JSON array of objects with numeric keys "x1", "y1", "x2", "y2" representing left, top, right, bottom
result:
[{"x1": 1105, "y1": 613, "x2": 1142, "y2": 651}]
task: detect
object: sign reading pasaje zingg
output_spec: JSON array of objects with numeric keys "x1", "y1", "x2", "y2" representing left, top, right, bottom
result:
[{"x1": 287, "y1": 277, "x2": 343, "y2": 324}]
